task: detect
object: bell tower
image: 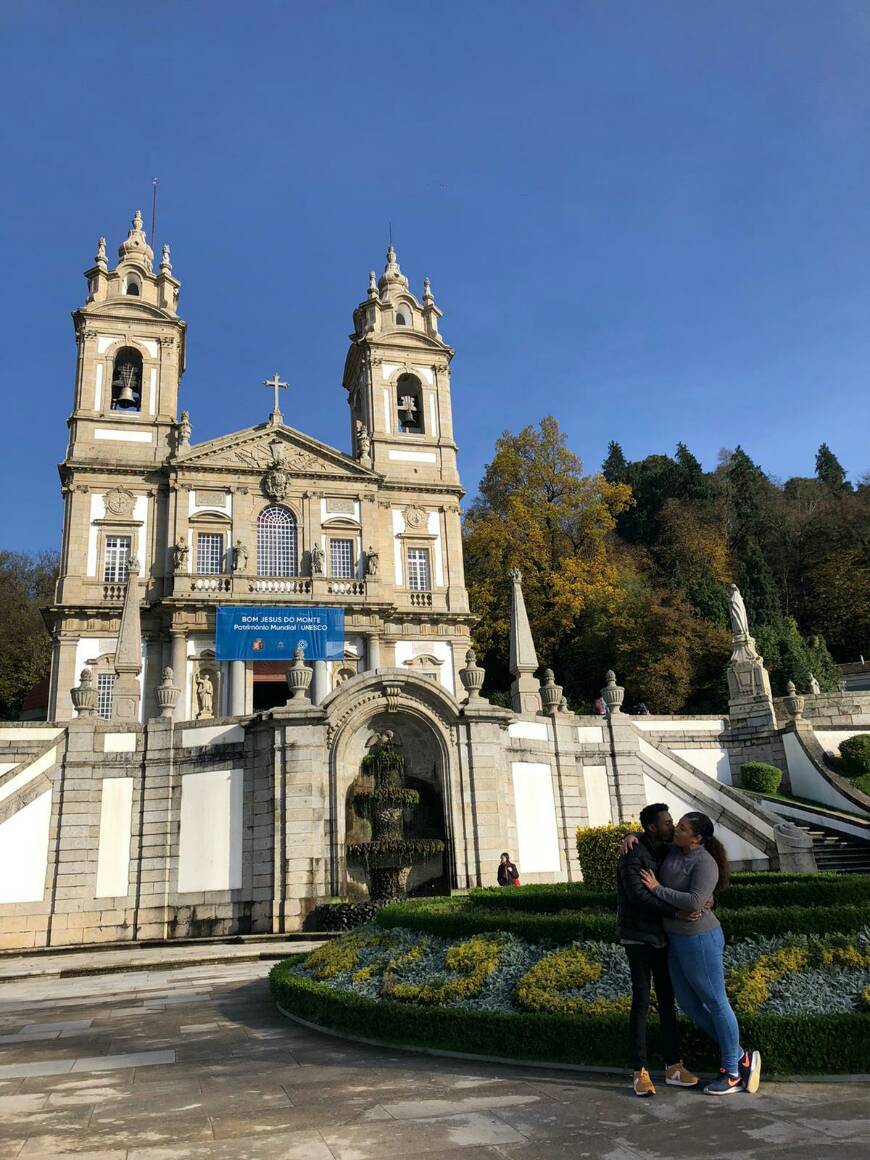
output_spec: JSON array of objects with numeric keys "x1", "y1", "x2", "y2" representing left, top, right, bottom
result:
[
  {"x1": 342, "y1": 245, "x2": 459, "y2": 487},
  {"x1": 66, "y1": 211, "x2": 186, "y2": 466}
]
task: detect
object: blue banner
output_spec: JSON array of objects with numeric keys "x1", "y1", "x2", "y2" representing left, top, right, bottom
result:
[{"x1": 215, "y1": 606, "x2": 345, "y2": 661}]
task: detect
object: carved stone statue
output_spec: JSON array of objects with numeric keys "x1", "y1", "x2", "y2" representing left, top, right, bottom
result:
[
  {"x1": 178, "y1": 410, "x2": 191, "y2": 447},
  {"x1": 355, "y1": 419, "x2": 371, "y2": 461},
  {"x1": 172, "y1": 537, "x2": 188, "y2": 571},
  {"x1": 232, "y1": 539, "x2": 248, "y2": 572},
  {"x1": 364, "y1": 546, "x2": 379, "y2": 577},
  {"x1": 195, "y1": 672, "x2": 214, "y2": 719},
  {"x1": 728, "y1": 584, "x2": 750, "y2": 638},
  {"x1": 808, "y1": 673, "x2": 821, "y2": 695},
  {"x1": 310, "y1": 543, "x2": 324, "y2": 575}
]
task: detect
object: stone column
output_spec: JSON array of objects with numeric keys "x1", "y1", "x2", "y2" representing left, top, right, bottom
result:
[
  {"x1": 230, "y1": 660, "x2": 246, "y2": 717},
  {"x1": 311, "y1": 659, "x2": 328, "y2": 705},
  {"x1": 366, "y1": 633, "x2": 381, "y2": 672},
  {"x1": 170, "y1": 630, "x2": 186, "y2": 720}
]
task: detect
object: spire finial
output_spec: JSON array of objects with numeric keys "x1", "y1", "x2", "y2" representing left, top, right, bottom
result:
[
  {"x1": 423, "y1": 276, "x2": 433, "y2": 303},
  {"x1": 161, "y1": 243, "x2": 172, "y2": 273},
  {"x1": 118, "y1": 208, "x2": 153, "y2": 269},
  {"x1": 368, "y1": 270, "x2": 378, "y2": 299},
  {"x1": 95, "y1": 237, "x2": 107, "y2": 269},
  {"x1": 133, "y1": 209, "x2": 143, "y2": 231}
]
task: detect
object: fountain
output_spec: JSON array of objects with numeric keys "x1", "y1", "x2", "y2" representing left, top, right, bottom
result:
[{"x1": 346, "y1": 730, "x2": 445, "y2": 900}]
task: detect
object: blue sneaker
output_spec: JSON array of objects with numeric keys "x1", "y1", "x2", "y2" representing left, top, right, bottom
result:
[
  {"x1": 738, "y1": 1049, "x2": 761, "y2": 1094},
  {"x1": 704, "y1": 1070, "x2": 742, "y2": 1095}
]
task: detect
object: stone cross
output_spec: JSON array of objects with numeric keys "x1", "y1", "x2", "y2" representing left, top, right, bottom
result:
[{"x1": 263, "y1": 372, "x2": 288, "y2": 420}]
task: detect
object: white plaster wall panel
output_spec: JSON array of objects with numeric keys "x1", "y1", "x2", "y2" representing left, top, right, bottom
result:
[
  {"x1": 97, "y1": 334, "x2": 124, "y2": 355},
  {"x1": 672, "y1": 748, "x2": 732, "y2": 786},
  {"x1": 392, "y1": 509, "x2": 404, "y2": 584},
  {"x1": 0, "y1": 747, "x2": 57, "y2": 805},
  {"x1": 382, "y1": 362, "x2": 401, "y2": 379},
  {"x1": 508, "y1": 721, "x2": 550, "y2": 741},
  {"x1": 582, "y1": 764, "x2": 612, "y2": 828},
  {"x1": 815, "y1": 730, "x2": 869, "y2": 755},
  {"x1": 94, "y1": 430, "x2": 153, "y2": 443},
  {"x1": 383, "y1": 387, "x2": 391, "y2": 433},
  {"x1": 320, "y1": 498, "x2": 361, "y2": 525},
  {"x1": 640, "y1": 772, "x2": 767, "y2": 863},
  {"x1": 87, "y1": 494, "x2": 106, "y2": 576},
  {"x1": 103, "y1": 733, "x2": 137, "y2": 754},
  {"x1": 428, "y1": 393, "x2": 438, "y2": 435},
  {"x1": 511, "y1": 762, "x2": 561, "y2": 873},
  {"x1": 132, "y1": 336, "x2": 159, "y2": 358},
  {"x1": 181, "y1": 724, "x2": 245, "y2": 748},
  {"x1": 94, "y1": 362, "x2": 103, "y2": 411},
  {"x1": 388, "y1": 450, "x2": 437, "y2": 463},
  {"x1": 0, "y1": 790, "x2": 52, "y2": 903},
  {"x1": 410, "y1": 365, "x2": 435, "y2": 384},
  {"x1": 393, "y1": 641, "x2": 455, "y2": 694},
  {"x1": 0, "y1": 728, "x2": 61, "y2": 742},
  {"x1": 782, "y1": 733, "x2": 859, "y2": 812},
  {"x1": 190, "y1": 490, "x2": 232, "y2": 517},
  {"x1": 75, "y1": 638, "x2": 116, "y2": 677},
  {"x1": 634, "y1": 719, "x2": 726, "y2": 733},
  {"x1": 148, "y1": 367, "x2": 157, "y2": 415},
  {"x1": 133, "y1": 494, "x2": 149, "y2": 564},
  {"x1": 427, "y1": 511, "x2": 445, "y2": 587},
  {"x1": 577, "y1": 726, "x2": 604, "y2": 744},
  {"x1": 177, "y1": 769, "x2": 243, "y2": 893},
  {"x1": 95, "y1": 778, "x2": 133, "y2": 897},
  {"x1": 0, "y1": 764, "x2": 15, "y2": 775}
]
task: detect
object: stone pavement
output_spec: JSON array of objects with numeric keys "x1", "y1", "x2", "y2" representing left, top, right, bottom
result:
[{"x1": 0, "y1": 953, "x2": 868, "y2": 1159}]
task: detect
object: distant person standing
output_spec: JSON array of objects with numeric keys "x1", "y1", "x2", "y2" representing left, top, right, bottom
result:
[
  {"x1": 497, "y1": 852, "x2": 520, "y2": 887},
  {"x1": 594, "y1": 697, "x2": 609, "y2": 717}
]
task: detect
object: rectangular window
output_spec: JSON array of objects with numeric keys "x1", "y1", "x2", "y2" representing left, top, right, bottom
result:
[
  {"x1": 330, "y1": 538, "x2": 354, "y2": 579},
  {"x1": 103, "y1": 536, "x2": 131, "y2": 583},
  {"x1": 196, "y1": 532, "x2": 224, "y2": 575},
  {"x1": 407, "y1": 547, "x2": 431, "y2": 591},
  {"x1": 97, "y1": 673, "x2": 115, "y2": 720}
]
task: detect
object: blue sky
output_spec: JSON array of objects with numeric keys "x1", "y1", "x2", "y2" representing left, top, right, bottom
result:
[{"x1": 2, "y1": 1, "x2": 870, "y2": 553}]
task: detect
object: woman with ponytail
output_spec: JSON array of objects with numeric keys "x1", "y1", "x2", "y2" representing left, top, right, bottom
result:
[{"x1": 639, "y1": 812, "x2": 761, "y2": 1096}]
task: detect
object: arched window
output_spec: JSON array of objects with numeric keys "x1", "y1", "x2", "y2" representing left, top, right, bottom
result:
[
  {"x1": 396, "y1": 373, "x2": 424, "y2": 433},
  {"x1": 125, "y1": 276, "x2": 140, "y2": 296},
  {"x1": 257, "y1": 506, "x2": 297, "y2": 576},
  {"x1": 395, "y1": 305, "x2": 410, "y2": 326},
  {"x1": 111, "y1": 347, "x2": 143, "y2": 411}
]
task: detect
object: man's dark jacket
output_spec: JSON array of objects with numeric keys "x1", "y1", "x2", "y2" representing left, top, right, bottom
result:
[{"x1": 616, "y1": 834, "x2": 677, "y2": 946}]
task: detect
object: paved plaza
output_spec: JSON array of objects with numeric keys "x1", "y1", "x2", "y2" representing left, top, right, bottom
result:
[{"x1": 0, "y1": 949, "x2": 867, "y2": 1159}]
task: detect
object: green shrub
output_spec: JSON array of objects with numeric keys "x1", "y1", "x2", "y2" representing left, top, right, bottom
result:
[
  {"x1": 740, "y1": 761, "x2": 783, "y2": 794},
  {"x1": 850, "y1": 772, "x2": 870, "y2": 796},
  {"x1": 575, "y1": 821, "x2": 637, "y2": 891},
  {"x1": 839, "y1": 734, "x2": 870, "y2": 776},
  {"x1": 270, "y1": 958, "x2": 870, "y2": 1075}
]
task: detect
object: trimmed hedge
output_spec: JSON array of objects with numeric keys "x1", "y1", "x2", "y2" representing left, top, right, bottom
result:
[
  {"x1": 270, "y1": 957, "x2": 870, "y2": 1075},
  {"x1": 575, "y1": 821, "x2": 637, "y2": 891},
  {"x1": 839, "y1": 734, "x2": 870, "y2": 775},
  {"x1": 376, "y1": 898, "x2": 870, "y2": 943},
  {"x1": 740, "y1": 761, "x2": 783, "y2": 794}
]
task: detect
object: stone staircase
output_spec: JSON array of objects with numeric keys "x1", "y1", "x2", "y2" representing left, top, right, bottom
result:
[{"x1": 789, "y1": 820, "x2": 870, "y2": 874}]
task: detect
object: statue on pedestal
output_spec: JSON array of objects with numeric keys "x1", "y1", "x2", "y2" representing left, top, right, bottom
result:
[
  {"x1": 310, "y1": 543, "x2": 324, "y2": 575},
  {"x1": 808, "y1": 673, "x2": 821, "y2": 695},
  {"x1": 172, "y1": 537, "x2": 188, "y2": 572},
  {"x1": 728, "y1": 584, "x2": 750, "y2": 638},
  {"x1": 232, "y1": 539, "x2": 248, "y2": 573},
  {"x1": 364, "y1": 546, "x2": 379, "y2": 577},
  {"x1": 195, "y1": 672, "x2": 214, "y2": 719}
]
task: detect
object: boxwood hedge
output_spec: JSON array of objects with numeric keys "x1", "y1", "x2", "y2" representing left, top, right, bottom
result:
[{"x1": 270, "y1": 956, "x2": 870, "y2": 1075}]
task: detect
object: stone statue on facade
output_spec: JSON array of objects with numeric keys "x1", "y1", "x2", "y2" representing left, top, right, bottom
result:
[
  {"x1": 195, "y1": 672, "x2": 214, "y2": 719},
  {"x1": 355, "y1": 420, "x2": 372, "y2": 464},
  {"x1": 364, "y1": 546, "x2": 379, "y2": 577},
  {"x1": 177, "y1": 410, "x2": 191, "y2": 448},
  {"x1": 232, "y1": 539, "x2": 248, "y2": 572},
  {"x1": 808, "y1": 673, "x2": 821, "y2": 695},
  {"x1": 172, "y1": 537, "x2": 188, "y2": 571},
  {"x1": 728, "y1": 584, "x2": 750, "y2": 638},
  {"x1": 310, "y1": 543, "x2": 324, "y2": 575}
]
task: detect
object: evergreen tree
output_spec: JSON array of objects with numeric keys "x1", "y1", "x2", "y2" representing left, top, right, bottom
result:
[
  {"x1": 601, "y1": 440, "x2": 628, "y2": 483},
  {"x1": 815, "y1": 442, "x2": 850, "y2": 492}
]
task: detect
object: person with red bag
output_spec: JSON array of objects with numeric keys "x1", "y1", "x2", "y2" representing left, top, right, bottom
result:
[{"x1": 497, "y1": 851, "x2": 520, "y2": 887}]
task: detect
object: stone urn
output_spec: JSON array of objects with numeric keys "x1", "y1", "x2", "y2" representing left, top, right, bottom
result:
[
  {"x1": 286, "y1": 644, "x2": 312, "y2": 702},
  {"x1": 459, "y1": 648, "x2": 485, "y2": 703},
  {"x1": 539, "y1": 668, "x2": 563, "y2": 715},
  {"x1": 783, "y1": 680, "x2": 805, "y2": 721},
  {"x1": 155, "y1": 667, "x2": 180, "y2": 718},
  {"x1": 601, "y1": 669, "x2": 624, "y2": 715},
  {"x1": 70, "y1": 667, "x2": 98, "y2": 717}
]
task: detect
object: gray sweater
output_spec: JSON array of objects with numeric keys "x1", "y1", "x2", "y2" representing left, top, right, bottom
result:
[{"x1": 653, "y1": 845, "x2": 722, "y2": 936}]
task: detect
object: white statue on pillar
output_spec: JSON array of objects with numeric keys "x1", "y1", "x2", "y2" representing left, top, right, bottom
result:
[
  {"x1": 728, "y1": 584, "x2": 750, "y2": 638},
  {"x1": 195, "y1": 672, "x2": 214, "y2": 719}
]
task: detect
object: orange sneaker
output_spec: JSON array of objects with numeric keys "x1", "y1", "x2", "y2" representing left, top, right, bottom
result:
[
  {"x1": 665, "y1": 1061, "x2": 699, "y2": 1087},
  {"x1": 633, "y1": 1068, "x2": 656, "y2": 1097}
]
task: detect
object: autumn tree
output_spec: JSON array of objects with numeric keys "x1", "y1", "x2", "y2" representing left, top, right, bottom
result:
[{"x1": 0, "y1": 551, "x2": 58, "y2": 718}]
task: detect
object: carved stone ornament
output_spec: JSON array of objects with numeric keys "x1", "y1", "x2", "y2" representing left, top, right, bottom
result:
[
  {"x1": 384, "y1": 684, "x2": 402, "y2": 714},
  {"x1": 105, "y1": 487, "x2": 136, "y2": 518},
  {"x1": 263, "y1": 464, "x2": 289, "y2": 501},
  {"x1": 404, "y1": 505, "x2": 427, "y2": 531}
]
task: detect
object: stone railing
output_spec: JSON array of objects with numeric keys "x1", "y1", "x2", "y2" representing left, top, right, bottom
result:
[
  {"x1": 251, "y1": 578, "x2": 312, "y2": 595},
  {"x1": 409, "y1": 591, "x2": 433, "y2": 607},
  {"x1": 102, "y1": 582, "x2": 125, "y2": 602},
  {"x1": 190, "y1": 575, "x2": 232, "y2": 593},
  {"x1": 327, "y1": 579, "x2": 366, "y2": 596}
]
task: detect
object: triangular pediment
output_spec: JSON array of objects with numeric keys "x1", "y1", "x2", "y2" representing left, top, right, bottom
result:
[{"x1": 175, "y1": 421, "x2": 376, "y2": 478}]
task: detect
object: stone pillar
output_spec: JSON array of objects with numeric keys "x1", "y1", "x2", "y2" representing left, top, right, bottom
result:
[
  {"x1": 508, "y1": 569, "x2": 541, "y2": 714},
  {"x1": 170, "y1": 630, "x2": 186, "y2": 720},
  {"x1": 774, "y1": 821, "x2": 817, "y2": 873},
  {"x1": 311, "y1": 659, "x2": 328, "y2": 705},
  {"x1": 52, "y1": 634, "x2": 79, "y2": 721},
  {"x1": 230, "y1": 660, "x2": 246, "y2": 717},
  {"x1": 366, "y1": 633, "x2": 381, "y2": 672}
]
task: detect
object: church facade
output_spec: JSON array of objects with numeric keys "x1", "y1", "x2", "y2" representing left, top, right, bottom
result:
[
  {"x1": 0, "y1": 212, "x2": 850, "y2": 951},
  {"x1": 45, "y1": 213, "x2": 472, "y2": 723}
]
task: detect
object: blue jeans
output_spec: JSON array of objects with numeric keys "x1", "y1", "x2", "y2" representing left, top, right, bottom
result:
[{"x1": 668, "y1": 926, "x2": 742, "y2": 1075}]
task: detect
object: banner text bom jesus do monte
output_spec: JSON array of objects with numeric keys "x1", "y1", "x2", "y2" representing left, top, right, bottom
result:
[{"x1": 215, "y1": 606, "x2": 345, "y2": 661}]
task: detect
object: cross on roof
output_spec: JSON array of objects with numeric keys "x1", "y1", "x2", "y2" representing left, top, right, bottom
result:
[{"x1": 263, "y1": 372, "x2": 288, "y2": 420}]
